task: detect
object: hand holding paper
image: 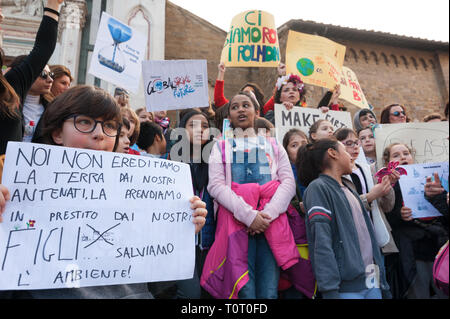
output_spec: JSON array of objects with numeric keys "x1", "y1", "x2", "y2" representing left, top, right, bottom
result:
[
  {"x1": 190, "y1": 196, "x2": 207, "y2": 234},
  {"x1": 0, "y1": 184, "x2": 10, "y2": 221},
  {"x1": 425, "y1": 173, "x2": 445, "y2": 197}
]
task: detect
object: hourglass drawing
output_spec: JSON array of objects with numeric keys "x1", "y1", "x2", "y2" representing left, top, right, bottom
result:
[{"x1": 98, "y1": 18, "x2": 132, "y2": 73}]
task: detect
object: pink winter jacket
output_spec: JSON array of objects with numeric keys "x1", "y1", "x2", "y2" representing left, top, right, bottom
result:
[
  {"x1": 207, "y1": 137, "x2": 296, "y2": 227},
  {"x1": 201, "y1": 180, "x2": 300, "y2": 299}
]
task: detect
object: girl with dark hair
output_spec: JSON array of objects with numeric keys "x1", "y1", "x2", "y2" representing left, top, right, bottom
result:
[
  {"x1": 0, "y1": 85, "x2": 208, "y2": 299},
  {"x1": 136, "y1": 122, "x2": 167, "y2": 158},
  {"x1": 201, "y1": 91, "x2": 309, "y2": 299},
  {"x1": 39, "y1": 85, "x2": 122, "y2": 149},
  {"x1": 0, "y1": 0, "x2": 62, "y2": 155},
  {"x1": 169, "y1": 109, "x2": 217, "y2": 299},
  {"x1": 297, "y1": 138, "x2": 391, "y2": 299},
  {"x1": 283, "y1": 129, "x2": 309, "y2": 198},
  {"x1": 262, "y1": 63, "x2": 307, "y2": 123},
  {"x1": 380, "y1": 104, "x2": 410, "y2": 124}
]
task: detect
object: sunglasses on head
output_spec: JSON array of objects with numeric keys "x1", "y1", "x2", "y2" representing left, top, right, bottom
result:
[
  {"x1": 40, "y1": 70, "x2": 54, "y2": 80},
  {"x1": 391, "y1": 111, "x2": 406, "y2": 117}
]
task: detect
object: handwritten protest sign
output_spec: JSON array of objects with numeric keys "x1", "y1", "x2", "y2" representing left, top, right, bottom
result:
[
  {"x1": 142, "y1": 60, "x2": 209, "y2": 112},
  {"x1": 339, "y1": 66, "x2": 370, "y2": 109},
  {"x1": 274, "y1": 104, "x2": 353, "y2": 144},
  {"x1": 0, "y1": 142, "x2": 195, "y2": 290},
  {"x1": 398, "y1": 162, "x2": 448, "y2": 218},
  {"x1": 220, "y1": 10, "x2": 280, "y2": 67},
  {"x1": 286, "y1": 30, "x2": 346, "y2": 90},
  {"x1": 375, "y1": 122, "x2": 449, "y2": 167},
  {"x1": 88, "y1": 12, "x2": 147, "y2": 93}
]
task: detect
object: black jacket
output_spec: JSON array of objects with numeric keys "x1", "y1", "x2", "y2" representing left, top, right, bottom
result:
[{"x1": 0, "y1": 16, "x2": 58, "y2": 155}]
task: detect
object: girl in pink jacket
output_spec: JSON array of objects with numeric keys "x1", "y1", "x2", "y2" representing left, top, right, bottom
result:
[{"x1": 201, "y1": 91, "x2": 299, "y2": 299}]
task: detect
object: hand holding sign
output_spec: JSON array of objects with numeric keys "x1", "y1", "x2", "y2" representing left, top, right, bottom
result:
[
  {"x1": 425, "y1": 173, "x2": 445, "y2": 197},
  {"x1": 0, "y1": 142, "x2": 201, "y2": 290},
  {"x1": 0, "y1": 184, "x2": 10, "y2": 221},
  {"x1": 221, "y1": 10, "x2": 281, "y2": 67},
  {"x1": 89, "y1": 12, "x2": 147, "y2": 93},
  {"x1": 190, "y1": 196, "x2": 207, "y2": 234}
]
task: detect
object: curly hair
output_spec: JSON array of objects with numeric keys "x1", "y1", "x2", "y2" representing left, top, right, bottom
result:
[{"x1": 274, "y1": 74, "x2": 306, "y2": 106}]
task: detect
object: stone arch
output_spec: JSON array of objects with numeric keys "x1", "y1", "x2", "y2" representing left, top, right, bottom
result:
[
  {"x1": 360, "y1": 49, "x2": 369, "y2": 63},
  {"x1": 419, "y1": 58, "x2": 428, "y2": 70},
  {"x1": 380, "y1": 53, "x2": 389, "y2": 65},
  {"x1": 370, "y1": 51, "x2": 379, "y2": 65},
  {"x1": 410, "y1": 57, "x2": 419, "y2": 70},
  {"x1": 428, "y1": 59, "x2": 436, "y2": 69},
  {"x1": 400, "y1": 55, "x2": 409, "y2": 68},
  {"x1": 390, "y1": 54, "x2": 399, "y2": 67},
  {"x1": 128, "y1": 5, "x2": 152, "y2": 60},
  {"x1": 349, "y1": 48, "x2": 358, "y2": 62}
]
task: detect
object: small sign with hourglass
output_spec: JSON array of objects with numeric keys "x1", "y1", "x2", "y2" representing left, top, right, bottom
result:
[{"x1": 89, "y1": 12, "x2": 147, "y2": 93}]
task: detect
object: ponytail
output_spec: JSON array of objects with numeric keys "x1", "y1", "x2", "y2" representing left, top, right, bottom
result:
[{"x1": 296, "y1": 137, "x2": 339, "y2": 186}]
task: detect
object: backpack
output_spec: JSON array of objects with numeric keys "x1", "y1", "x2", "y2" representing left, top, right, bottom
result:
[{"x1": 433, "y1": 240, "x2": 449, "y2": 296}]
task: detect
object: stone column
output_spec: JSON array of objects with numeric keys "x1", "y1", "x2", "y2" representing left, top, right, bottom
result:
[{"x1": 58, "y1": 0, "x2": 87, "y2": 83}]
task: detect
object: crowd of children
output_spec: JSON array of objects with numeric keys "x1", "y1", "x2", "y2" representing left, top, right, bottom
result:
[{"x1": 0, "y1": 1, "x2": 448, "y2": 300}]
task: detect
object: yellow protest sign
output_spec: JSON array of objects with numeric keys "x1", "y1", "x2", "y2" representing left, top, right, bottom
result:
[
  {"x1": 220, "y1": 10, "x2": 280, "y2": 67},
  {"x1": 339, "y1": 66, "x2": 370, "y2": 109},
  {"x1": 286, "y1": 30, "x2": 346, "y2": 90}
]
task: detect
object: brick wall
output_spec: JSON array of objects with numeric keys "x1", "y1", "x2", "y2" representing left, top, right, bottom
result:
[
  {"x1": 165, "y1": 2, "x2": 449, "y2": 123},
  {"x1": 165, "y1": 2, "x2": 251, "y2": 107}
]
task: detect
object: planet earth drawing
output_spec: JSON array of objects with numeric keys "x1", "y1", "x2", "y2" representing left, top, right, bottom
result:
[{"x1": 296, "y1": 58, "x2": 315, "y2": 76}]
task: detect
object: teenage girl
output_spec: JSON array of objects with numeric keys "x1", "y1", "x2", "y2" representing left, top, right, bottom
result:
[
  {"x1": 202, "y1": 91, "x2": 298, "y2": 299},
  {"x1": 0, "y1": 85, "x2": 207, "y2": 298}
]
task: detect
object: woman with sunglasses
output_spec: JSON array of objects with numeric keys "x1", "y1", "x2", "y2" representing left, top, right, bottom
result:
[
  {"x1": 380, "y1": 104, "x2": 410, "y2": 124},
  {"x1": 0, "y1": 0, "x2": 63, "y2": 156},
  {"x1": 23, "y1": 64, "x2": 55, "y2": 143}
]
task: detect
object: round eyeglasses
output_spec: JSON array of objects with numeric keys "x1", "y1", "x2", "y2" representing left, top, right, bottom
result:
[
  {"x1": 343, "y1": 139, "x2": 361, "y2": 148},
  {"x1": 67, "y1": 115, "x2": 120, "y2": 137}
]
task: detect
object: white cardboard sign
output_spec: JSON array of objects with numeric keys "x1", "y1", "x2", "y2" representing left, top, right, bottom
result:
[
  {"x1": 142, "y1": 60, "x2": 209, "y2": 112},
  {"x1": 398, "y1": 162, "x2": 449, "y2": 219},
  {"x1": 88, "y1": 12, "x2": 147, "y2": 93},
  {"x1": 274, "y1": 104, "x2": 353, "y2": 144},
  {"x1": 0, "y1": 142, "x2": 195, "y2": 290}
]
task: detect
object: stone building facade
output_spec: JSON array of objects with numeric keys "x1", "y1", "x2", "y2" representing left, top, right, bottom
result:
[{"x1": 1, "y1": 0, "x2": 448, "y2": 121}]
